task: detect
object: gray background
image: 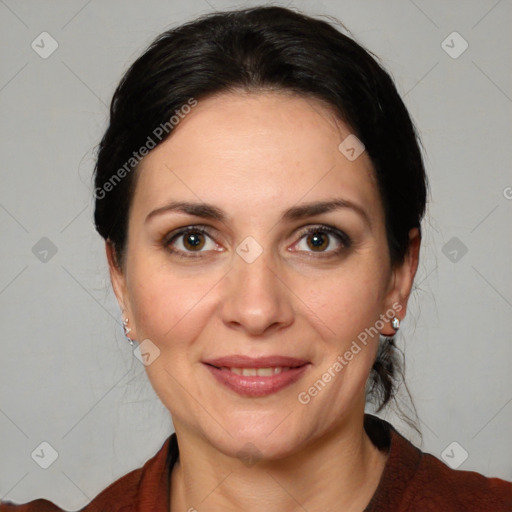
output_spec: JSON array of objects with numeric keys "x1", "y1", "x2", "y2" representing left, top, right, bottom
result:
[{"x1": 1, "y1": 0, "x2": 511, "y2": 507}]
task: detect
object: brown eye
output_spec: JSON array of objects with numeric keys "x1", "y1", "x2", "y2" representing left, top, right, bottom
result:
[
  {"x1": 306, "y1": 231, "x2": 329, "y2": 251},
  {"x1": 165, "y1": 226, "x2": 219, "y2": 258},
  {"x1": 182, "y1": 231, "x2": 206, "y2": 251},
  {"x1": 293, "y1": 225, "x2": 351, "y2": 256}
]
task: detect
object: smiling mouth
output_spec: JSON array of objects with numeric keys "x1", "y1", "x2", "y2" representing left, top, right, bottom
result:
[
  {"x1": 209, "y1": 366, "x2": 298, "y2": 376},
  {"x1": 203, "y1": 359, "x2": 310, "y2": 397}
]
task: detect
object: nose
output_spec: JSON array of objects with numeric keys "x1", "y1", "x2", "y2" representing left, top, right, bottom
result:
[{"x1": 220, "y1": 246, "x2": 294, "y2": 337}]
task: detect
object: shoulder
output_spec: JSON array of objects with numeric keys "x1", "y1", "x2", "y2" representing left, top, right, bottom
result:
[
  {"x1": 405, "y1": 451, "x2": 512, "y2": 511},
  {"x1": 0, "y1": 499, "x2": 63, "y2": 512},
  {"x1": 364, "y1": 415, "x2": 512, "y2": 512},
  {"x1": 0, "y1": 467, "x2": 143, "y2": 512},
  {"x1": 0, "y1": 434, "x2": 176, "y2": 512}
]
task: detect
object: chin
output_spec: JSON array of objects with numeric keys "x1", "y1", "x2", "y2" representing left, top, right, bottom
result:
[{"x1": 205, "y1": 420, "x2": 308, "y2": 464}]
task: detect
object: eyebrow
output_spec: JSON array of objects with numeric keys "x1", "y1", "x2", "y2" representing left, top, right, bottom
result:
[{"x1": 145, "y1": 199, "x2": 372, "y2": 228}]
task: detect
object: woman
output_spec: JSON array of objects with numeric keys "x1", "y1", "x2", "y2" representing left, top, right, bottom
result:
[{"x1": 2, "y1": 6, "x2": 511, "y2": 511}]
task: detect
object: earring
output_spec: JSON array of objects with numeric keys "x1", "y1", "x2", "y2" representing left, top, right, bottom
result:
[
  {"x1": 122, "y1": 316, "x2": 134, "y2": 346},
  {"x1": 383, "y1": 316, "x2": 400, "y2": 346}
]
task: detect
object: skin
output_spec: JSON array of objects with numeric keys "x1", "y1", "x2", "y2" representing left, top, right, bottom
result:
[{"x1": 107, "y1": 90, "x2": 421, "y2": 512}]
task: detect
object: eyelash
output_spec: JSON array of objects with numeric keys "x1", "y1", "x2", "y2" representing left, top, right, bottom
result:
[{"x1": 163, "y1": 225, "x2": 352, "y2": 259}]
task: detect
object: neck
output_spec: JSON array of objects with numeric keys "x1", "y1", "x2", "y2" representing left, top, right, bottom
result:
[{"x1": 170, "y1": 409, "x2": 387, "y2": 512}]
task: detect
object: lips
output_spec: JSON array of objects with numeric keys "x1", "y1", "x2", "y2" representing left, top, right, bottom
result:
[
  {"x1": 203, "y1": 355, "x2": 309, "y2": 369},
  {"x1": 203, "y1": 355, "x2": 310, "y2": 397}
]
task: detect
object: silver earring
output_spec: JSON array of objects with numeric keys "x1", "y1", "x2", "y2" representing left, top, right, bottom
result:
[
  {"x1": 123, "y1": 317, "x2": 134, "y2": 346},
  {"x1": 391, "y1": 317, "x2": 400, "y2": 331}
]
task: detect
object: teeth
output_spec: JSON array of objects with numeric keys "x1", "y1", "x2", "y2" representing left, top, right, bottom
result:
[{"x1": 222, "y1": 367, "x2": 292, "y2": 376}]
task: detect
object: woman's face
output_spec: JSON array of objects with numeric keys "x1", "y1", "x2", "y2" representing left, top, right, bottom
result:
[{"x1": 108, "y1": 91, "x2": 419, "y2": 460}]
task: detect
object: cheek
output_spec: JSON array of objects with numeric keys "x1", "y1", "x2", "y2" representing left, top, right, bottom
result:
[
  {"x1": 301, "y1": 264, "x2": 386, "y2": 343},
  {"x1": 127, "y1": 260, "x2": 219, "y2": 349}
]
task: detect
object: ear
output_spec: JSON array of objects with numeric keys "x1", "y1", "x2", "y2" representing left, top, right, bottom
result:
[
  {"x1": 380, "y1": 227, "x2": 421, "y2": 336},
  {"x1": 106, "y1": 241, "x2": 136, "y2": 336}
]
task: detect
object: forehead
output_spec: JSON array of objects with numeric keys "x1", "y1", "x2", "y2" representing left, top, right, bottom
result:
[{"x1": 131, "y1": 91, "x2": 382, "y2": 224}]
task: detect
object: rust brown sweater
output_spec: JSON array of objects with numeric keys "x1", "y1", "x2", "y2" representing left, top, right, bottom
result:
[{"x1": 1, "y1": 415, "x2": 511, "y2": 511}]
